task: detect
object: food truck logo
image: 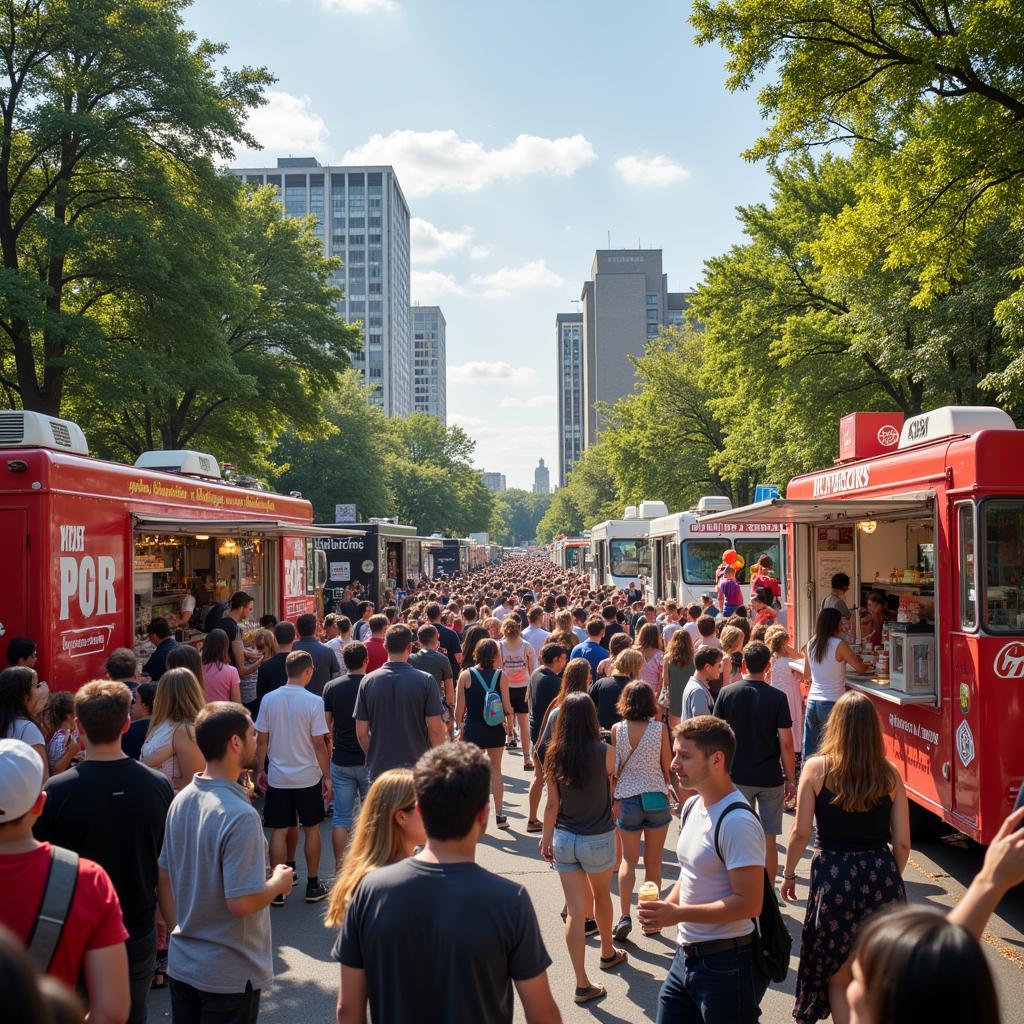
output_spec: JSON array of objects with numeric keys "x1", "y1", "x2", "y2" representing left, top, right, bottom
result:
[
  {"x1": 877, "y1": 425, "x2": 900, "y2": 447},
  {"x1": 994, "y1": 642, "x2": 1024, "y2": 679},
  {"x1": 810, "y1": 465, "x2": 870, "y2": 498},
  {"x1": 59, "y1": 526, "x2": 117, "y2": 621}
]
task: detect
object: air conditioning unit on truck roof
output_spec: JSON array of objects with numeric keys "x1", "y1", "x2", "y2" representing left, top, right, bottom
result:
[
  {"x1": 134, "y1": 450, "x2": 222, "y2": 480},
  {"x1": 695, "y1": 495, "x2": 733, "y2": 514},
  {"x1": 0, "y1": 410, "x2": 89, "y2": 455}
]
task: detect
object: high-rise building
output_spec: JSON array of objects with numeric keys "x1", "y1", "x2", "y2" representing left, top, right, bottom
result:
[
  {"x1": 411, "y1": 305, "x2": 446, "y2": 423},
  {"x1": 228, "y1": 157, "x2": 412, "y2": 417},
  {"x1": 555, "y1": 311, "x2": 584, "y2": 488},
  {"x1": 580, "y1": 249, "x2": 680, "y2": 448},
  {"x1": 482, "y1": 472, "x2": 507, "y2": 492},
  {"x1": 533, "y1": 459, "x2": 551, "y2": 495}
]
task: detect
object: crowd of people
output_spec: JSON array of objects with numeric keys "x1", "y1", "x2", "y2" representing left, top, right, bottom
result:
[{"x1": 1, "y1": 557, "x2": 1023, "y2": 1023}]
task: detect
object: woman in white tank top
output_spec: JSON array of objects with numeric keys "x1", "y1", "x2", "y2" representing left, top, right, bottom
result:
[{"x1": 801, "y1": 608, "x2": 868, "y2": 759}]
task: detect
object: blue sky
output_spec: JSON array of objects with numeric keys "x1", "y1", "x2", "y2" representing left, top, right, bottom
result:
[{"x1": 186, "y1": 0, "x2": 773, "y2": 490}]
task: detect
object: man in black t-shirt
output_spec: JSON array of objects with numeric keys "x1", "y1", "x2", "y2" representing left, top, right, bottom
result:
[
  {"x1": 34, "y1": 680, "x2": 174, "y2": 1024},
  {"x1": 526, "y1": 643, "x2": 567, "y2": 833},
  {"x1": 425, "y1": 601, "x2": 462, "y2": 677},
  {"x1": 335, "y1": 743, "x2": 557, "y2": 1024},
  {"x1": 323, "y1": 643, "x2": 369, "y2": 868},
  {"x1": 712, "y1": 640, "x2": 796, "y2": 885},
  {"x1": 255, "y1": 621, "x2": 295, "y2": 707},
  {"x1": 217, "y1": 591, "x2": 262, "y2": 689}
]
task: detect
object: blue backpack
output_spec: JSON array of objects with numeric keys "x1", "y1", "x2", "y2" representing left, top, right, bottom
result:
[{"x1": 471, "y1": 668, "x2": 505, "y2": 727}]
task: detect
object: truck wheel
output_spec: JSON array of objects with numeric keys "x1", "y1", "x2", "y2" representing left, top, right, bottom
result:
[{"x1": 908, "y1": 800, "x2": 948, "y2": 841}]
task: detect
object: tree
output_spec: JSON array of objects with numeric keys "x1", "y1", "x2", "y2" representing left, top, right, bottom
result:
[
  {"x1": 73, "y1": 182, "x2": 359, "y2": 469},
  {"x1": 536, "y1": 488, "x2": 584, "y2": 545},
  {"x1": 0, "y1": 0, "x2": 272, "y2": 415},
  {"x1": 490, "y1": 489, "x2": 553, "y2": 547}
]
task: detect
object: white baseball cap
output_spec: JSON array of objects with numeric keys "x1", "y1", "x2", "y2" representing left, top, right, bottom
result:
[{"x1": 0, "y1": 738, "x2": 44, "y2": 822}]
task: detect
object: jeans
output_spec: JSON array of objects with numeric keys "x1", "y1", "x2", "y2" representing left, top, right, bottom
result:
[
  {"x1": 169, "y1": 978, "x2": 261, "y2": 1024},
  {"x1": 802, "y1": 700, "x2": 836, "y2": 760},
  {"x1": 126, "y1": 923, "x2": 157, "y2": 1024},
  {"x1": 656, "y1": 944, "x2": 768, "y2": 1024},
  {"x1": 330, "y1": 762, "x2": 370, "y2": 830}
]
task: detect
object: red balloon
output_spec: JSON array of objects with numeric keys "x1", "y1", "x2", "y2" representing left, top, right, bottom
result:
[{"x1": 723, "y1": 549, "x2": 739, "y2": 566}]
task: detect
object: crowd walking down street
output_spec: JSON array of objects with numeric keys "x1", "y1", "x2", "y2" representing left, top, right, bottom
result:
[{"x1": 4, "y1": 557, "x2": 1024, "y2": 1024}]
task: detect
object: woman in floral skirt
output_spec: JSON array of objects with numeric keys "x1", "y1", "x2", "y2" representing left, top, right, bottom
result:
[{"x1": 781, "y1": 691, "x2": 911, "y2": 1024}]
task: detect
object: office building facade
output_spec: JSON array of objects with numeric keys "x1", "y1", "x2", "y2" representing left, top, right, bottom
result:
[
  {"x1": 229, "y1": 157, "x2": 413, "y2": 416},
  {"x1": 482, "y1": 472, "x2": 507, "y2": 493},
  {"x1": 533, "y1": 458, "x2": 551, "y2": 495},
  {"x1": 555, "y1": 312, "x2": 584, "y2": 487},
  {"x1": 411, "y1": 305, "x2": 446, "y2": 423}
]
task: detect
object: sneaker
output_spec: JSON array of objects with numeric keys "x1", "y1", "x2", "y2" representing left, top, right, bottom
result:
[
  {"x1": 584, "y1": 918, "x2": 599, "y2": 937},
  {"x1": 305, "y1": 879, "x2": 329, "y2": 903},
  {"x1": 612, "y1": 914, "x2": 632, "y2": 940},
  {"x1": 271, "y1": 892, "x2": 286, "y2": 907},
  {"x1": 495, "y1": 814, "x2": 509, "y2": 829}
]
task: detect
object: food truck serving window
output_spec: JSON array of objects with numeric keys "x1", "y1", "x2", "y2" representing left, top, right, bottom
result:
[{"x1": 982, "y1": 500, "x2": 1024, "y2": 633}]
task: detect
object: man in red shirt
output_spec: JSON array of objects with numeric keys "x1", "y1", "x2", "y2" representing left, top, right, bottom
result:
[
  {"x1": 363, "y1": 614, "x2": 389, "y2": 674},
  {"x1": 0, "y1": 738, "x2": 129, "y2": 1024}
]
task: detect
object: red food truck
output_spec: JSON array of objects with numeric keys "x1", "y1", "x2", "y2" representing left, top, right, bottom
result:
[
  {"x1": 699, "y1": 405, "x2": 1024, "y2": 843},
  {"x1": 0, "y1": 411, "x2": 333, "y2": 691}
]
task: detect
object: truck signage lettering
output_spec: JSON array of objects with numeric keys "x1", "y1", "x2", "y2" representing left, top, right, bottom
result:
[
  {"x1": 59, "y1": 525, "x2": 117, "y2": 620},
  {"x1": 810, "y1": 465, "x2": 870, "y2": 498},
  {"x1": 888, "y1": 712, "x2": 939, "y2": 746},
  {"x1": 994, "y1": 642, "x2": 1024, "y2": 679}
]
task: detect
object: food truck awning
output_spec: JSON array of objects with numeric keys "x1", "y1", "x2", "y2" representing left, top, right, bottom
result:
[
  {"x1": 696, "y1": 493, "x2": 934, "y2": 526},
  {"x1": 132, "y1": 515, "x2": 362, "y2": 539}
]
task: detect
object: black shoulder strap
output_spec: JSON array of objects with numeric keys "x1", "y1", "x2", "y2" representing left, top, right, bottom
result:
[
  {"x1": 713, "y1": 800, "x2": 762, "y2": 862},
  {"x1": 26, "y1": 846, "x2": 80, "y2": 973},
  {"x1": 679, "y1": 794, "x2": 701, "y2": 830}
]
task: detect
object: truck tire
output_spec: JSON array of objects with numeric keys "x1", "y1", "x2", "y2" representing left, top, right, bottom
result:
[{"x1": 908, "y1": 800, "x2": 948, "y2": 841}]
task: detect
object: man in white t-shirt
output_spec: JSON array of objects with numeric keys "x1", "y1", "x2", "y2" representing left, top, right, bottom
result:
[
  {"x1": 521, "y1": 606, "x2": 550, "y2": 660},
  {"x1": 682, "y1": 603, "x2": 703, "y2": 646},
  {"x1": 639, "y1": 716, "x2": 768, "y2": 1023},
  {"x1": 255, "y1": 651, "x2": 332, "y2": 906}
]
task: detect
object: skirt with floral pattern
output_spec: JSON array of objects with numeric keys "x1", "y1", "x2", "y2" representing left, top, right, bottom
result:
[{"x1": 793, "y1": 847, "x2": 906, "y2": 1022}]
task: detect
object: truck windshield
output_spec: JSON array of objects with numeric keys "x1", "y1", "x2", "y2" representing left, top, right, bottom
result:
[
  {"x1": 610, "y1": 539, "x2": 647, "y2": 578},
  {"x1": 682, "y1": 540, "x2": 730, "y2": 584},
  {"x1": 565, "y1": 546, "x2": 582, "y2": 569},
  {"x1": 983, "y1": 500, "x2": 1024, "y2": 633}
]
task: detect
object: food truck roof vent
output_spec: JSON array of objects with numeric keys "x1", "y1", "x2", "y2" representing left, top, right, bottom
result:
[
  {"x1": 0, "y1": 410, "x2": 89, "y2": 454},
  {"x1": 133, "y1": 450, "x2": 223, "y2": 480},
  {"x1": 898, "y1": 406, "x2": 1015, "y2": 450},
  {"x1": 695, "y1": 495, "x2": 733, "y2": 514},
  {"x1": 638, "y1": 500, "x2": 670, "y2": 519}
]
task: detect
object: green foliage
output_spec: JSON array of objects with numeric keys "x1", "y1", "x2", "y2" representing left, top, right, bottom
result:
[
  {"x1": 535, "y1": 488, "x2": 584, "y2": 545},
  {"x1": 535, "y1": 447, "x2": 620, "y2": 541},
  {"x1": 489, "y1": 489, "x2": 553, "y2": 547}
]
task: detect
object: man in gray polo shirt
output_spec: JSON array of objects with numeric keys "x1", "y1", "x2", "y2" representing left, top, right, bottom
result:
[{"x1": 158, "y1": 703, "x2": 292, "y2": 1022}]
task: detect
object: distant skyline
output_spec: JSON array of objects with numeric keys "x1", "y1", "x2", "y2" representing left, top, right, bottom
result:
[{"x1": 185, "y1": 0, "x2": 773, "y2": 489}]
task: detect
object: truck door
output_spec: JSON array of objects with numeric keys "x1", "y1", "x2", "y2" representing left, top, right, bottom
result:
[{"x1": 0, "y1": 509, "x2": 29, "y2": 665}]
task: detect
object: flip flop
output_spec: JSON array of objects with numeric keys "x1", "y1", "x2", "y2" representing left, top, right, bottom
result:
[
  {"x1": 574, "y1": 984, "x2": 606, "y2": 1004},
  {"x1": 600, "y1": 949, "x2": 627, "y2": 971}
]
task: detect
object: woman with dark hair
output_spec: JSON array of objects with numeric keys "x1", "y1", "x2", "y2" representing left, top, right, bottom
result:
[
  {"x1": 165, "y1": 642, "x2": 203, "y2": 682},
  {"x1": 0, "y1": 666, "x2": 48, "y2": 777},
  {"x1": 454, "y1": 637, "x2": 513, "y2": 828},
  {"x1": 782, "y1": 691, "x2": 910, "y2": 1024},
  {"x1": 540, "y1": 692, "x2": 625, "y2": 1004},
  {"x1": 801, "y1": 607, "x2": 869, "y2": 758},
  {"x1": 200, "y1": 628, "x2": 241, "y2": 703},
  {"x1": 610, "y1": 680, "x2": 672, "y2": 941},
  {"x1": 459, "y1": 624, "x2": 490, "y2": 669},
  {"x1": 660, "y1": 628, "x2": 694, "y2": 726}
]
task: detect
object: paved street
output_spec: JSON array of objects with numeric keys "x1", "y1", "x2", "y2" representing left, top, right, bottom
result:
[{"x1": 149, "y1": 753, "x2": 1024, "y2": 1023}]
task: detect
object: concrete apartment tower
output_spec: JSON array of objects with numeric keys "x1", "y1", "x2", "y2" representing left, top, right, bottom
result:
[
  {"x1": 556, "y1": 311, "x2": 584, "y2": 488},
  {"x1": 412, "y1": 304, "x2": 446, "y2": 424},
  {"x1": 228, "y1": 158, "x2": 413, "y2": 417}
]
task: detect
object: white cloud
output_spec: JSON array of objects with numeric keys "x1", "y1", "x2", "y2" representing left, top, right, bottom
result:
[
  {"x1": 410, "y1": 217, "x2": 479, "y2": 264},
  {"x1": 320, "y1": 0, "x2": 396, "y2": 12},
  {"x1": 469, "y1": 245, "x2": 490, "y2": 261},
  {"x1": 410, "y1": 269, "x2": 464, "y2": 300},
  {"x1": 238, "y1": 91, "x2": 330, "y2": 162},
  {"x1": 341, "y1": 130, "x2": 596, "y2": 197},
  {"x1": 499, "y1": 394, "x2": 556, "y2": 409},
  {"x1": 615, "y1": 154, "x2": 690, "y2": 187},
  {"x1": 470, "y1": 260, "x2": 564, "y2": 299},
  {"x1": 449, "y1": 361, "x2": 536, "y2": 385}
]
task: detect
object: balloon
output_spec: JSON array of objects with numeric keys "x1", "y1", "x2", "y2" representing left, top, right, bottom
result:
[
  {"x1": 733, "y1": 555, "x2": 745, "y2": 570},
  {"x1": 722, "y1": 549, "x2": 739, "y2": 566}
]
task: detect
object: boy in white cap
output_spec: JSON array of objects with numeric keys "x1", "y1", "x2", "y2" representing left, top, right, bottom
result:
[{"x1": 0, "y1": 738, "x2": 129, "y2": 1024}]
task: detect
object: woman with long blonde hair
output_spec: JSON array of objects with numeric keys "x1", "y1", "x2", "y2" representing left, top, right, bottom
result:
[
  {"x1": 324, "y1": 768, "x2": 425, "y2": 928},
  {"x1": 717, "y1": 624, "x2": 745, "y2": 696},
  {"x1": 782, "y1": 691, "x2": 910, "y2": 1024},
  {"x1": 142, "y1": 667, "x2": 205, "y2": 791}
]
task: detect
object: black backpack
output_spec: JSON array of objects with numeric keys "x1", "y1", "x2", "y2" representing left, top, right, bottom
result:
[{"x1": 680, "y1": 797, "x2": 792, "y2": 983}]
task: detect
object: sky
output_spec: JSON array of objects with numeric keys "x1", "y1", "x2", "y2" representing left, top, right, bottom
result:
[{"x1": 184, "y1": 0, "x2": 774, "y2": 490}]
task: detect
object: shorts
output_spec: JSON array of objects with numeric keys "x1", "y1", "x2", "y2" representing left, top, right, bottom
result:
[
  {"x1": 615, "y1": 793, "x2": 672, "y2": 832},
  {"x1": 330, "y1": 763, "x2": 369, "y2": 830},
  {"x1": 462, "y1": 720, "x2": 507, "y2": 750},
  {"x1": 508, "y1": 686, "x2": 529, "y2": 715},
  {"x1": 552, "y1": 827, "x2": 617, "y2": 875},
  {"x1": 262, "y1": 782, "x2": 325, "y2": 829},
  {"x1": 736, "y1": 782, "x2": 785, "y2": 835}
]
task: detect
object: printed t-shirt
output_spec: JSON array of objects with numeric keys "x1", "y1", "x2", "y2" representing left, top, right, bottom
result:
[
  {"x1": 254, "y1": 684, "x2": 329, "y2": 789},
  {"x1": 0, "y1": 844, "x2": 128, "y2": 987}
]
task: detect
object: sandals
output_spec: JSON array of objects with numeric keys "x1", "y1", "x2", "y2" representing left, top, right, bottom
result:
[
  {"x1": 600, "y1": 948, "x2": 628, "y2": 971},
  {"x1": 523, "y1": 761, "x2": 534, "y2": 771},
  {"x1": 526, "y1": 818, "x2": 543, "y2": 833},
  {"x1": 574, "y1": 984, "x2": 606, "y2": 1004}
]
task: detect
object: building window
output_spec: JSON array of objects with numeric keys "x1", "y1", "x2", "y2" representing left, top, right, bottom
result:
[{"x1": 646, "y1": 293, "x2": 658, "y2": 307}]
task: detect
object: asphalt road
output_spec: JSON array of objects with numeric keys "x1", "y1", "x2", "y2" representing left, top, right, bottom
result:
[{"x1": 148, "y1": 752, "x2": 1024, "y2": 1023}]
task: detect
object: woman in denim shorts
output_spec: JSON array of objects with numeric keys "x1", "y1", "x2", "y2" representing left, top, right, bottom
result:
[
  {"x1": 540, "y1": 692, "x2": 627, "y2": 1005},
  {"x1": 610, "y1": 680, "x2": 673, "y2": 941}
]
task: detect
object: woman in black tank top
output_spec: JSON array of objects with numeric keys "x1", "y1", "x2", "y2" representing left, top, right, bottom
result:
[{"x1": 780, "y1": 692, "x2": 911, "y2": 1023}]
